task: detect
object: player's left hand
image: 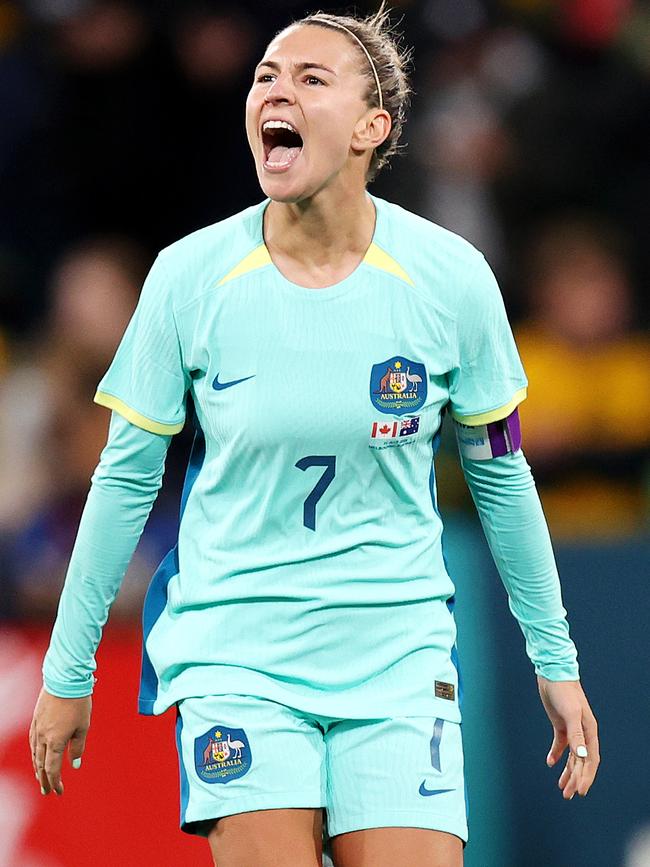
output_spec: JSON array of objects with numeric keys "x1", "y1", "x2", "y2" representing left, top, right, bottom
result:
[{"x1": 537, "y1": 676, "x2": 600, "y2": 800}]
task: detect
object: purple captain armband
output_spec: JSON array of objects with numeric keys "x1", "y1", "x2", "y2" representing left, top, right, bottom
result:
[{"x1": 453, "y1": 407, "x2": 522, "y2": 460}]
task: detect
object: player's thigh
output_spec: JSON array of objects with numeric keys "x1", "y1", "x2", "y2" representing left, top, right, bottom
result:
[
  {"x1": 176, "y1": 693, "x2": 326, "y2": 863},
  {"x1": 207, "y1": 807, "x2": 323, "y2": 867},
  {"x1": 325, "y1": 715, "x2": 467, "y2": 867},
  {"x1": 331, "y1": 826, "x2": 462, "y2": 867}
]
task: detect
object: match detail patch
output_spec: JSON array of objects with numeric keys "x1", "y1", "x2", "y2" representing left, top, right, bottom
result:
[
  {"x1": 194, "y1": 725, "x2": 251, "y2": 784},
  {"x1": 454, "y1": 408, "x2": 522, "y2": 460},
  {"x1": 369, "y1": 416, "x2": 420, "y2": 448}
]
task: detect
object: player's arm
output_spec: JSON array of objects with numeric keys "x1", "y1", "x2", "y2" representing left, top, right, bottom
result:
[
  {"x1": 455, "y1": 408, "x2": 600, "y2": 799},
  {"x1": 30, "y1": 411, "x2": 171, "y2": 796},
  {"x1": 449, "y1": 250, "x2": 599, "y2": 799}
]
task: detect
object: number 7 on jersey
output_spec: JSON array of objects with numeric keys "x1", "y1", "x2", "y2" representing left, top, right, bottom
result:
[{"x1": 295, "y1": 455, "x2": 336, "y2": 531}]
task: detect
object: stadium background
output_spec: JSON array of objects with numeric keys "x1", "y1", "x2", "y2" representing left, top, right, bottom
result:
[{"x1": 0, "y1": 0, "x2": 648, "y2": 864}]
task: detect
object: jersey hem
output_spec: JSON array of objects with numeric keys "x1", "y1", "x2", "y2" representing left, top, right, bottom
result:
[
  {"x1": 94, "y1": 391, "x2": 185, "y2": 435},
  {"x1": 450, "y1": 386, "x2": 527, "y2": 426},
  {"x1": 138, "y1": 662, "x2": 462, "y2": 723}
]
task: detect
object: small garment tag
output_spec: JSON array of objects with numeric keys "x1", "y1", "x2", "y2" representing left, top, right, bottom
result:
[{"x1": 435, "y1": 681, "x2": 455, "y2": 701}]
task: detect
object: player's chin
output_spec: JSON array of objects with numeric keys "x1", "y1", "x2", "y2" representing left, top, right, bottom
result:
[
  {"x1": 257, "y1": 160, "x2": 311, "y2": 203},
  {"x1": 262, "y1": 185, "x2": 306, "y2": 204}
]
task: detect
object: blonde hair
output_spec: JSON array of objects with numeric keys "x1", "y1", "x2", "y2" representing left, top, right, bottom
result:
[{"x1": 294, "y1": 5, "x2": 412, "y2": 181}]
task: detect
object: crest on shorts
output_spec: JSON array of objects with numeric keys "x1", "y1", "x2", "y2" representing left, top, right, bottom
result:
[
  {"x1": 194, "y1": 725, "x2": 252, "y2": 784},
  {"x1": 370, "y1": 356, "x2": 427, "y2": 416}
]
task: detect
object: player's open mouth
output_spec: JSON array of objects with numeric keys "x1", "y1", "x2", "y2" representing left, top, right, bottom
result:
[{"x1": 261, "y1": 120, "x2": 304, "y2": 172}]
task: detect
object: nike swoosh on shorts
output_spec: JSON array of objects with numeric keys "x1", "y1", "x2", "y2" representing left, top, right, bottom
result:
[
  {"x1": 419, "y1": 782, "x2": 454, "y2": 797},
  {"x1": 212, "y1": 373, "x2": 256, "y2": 390}
]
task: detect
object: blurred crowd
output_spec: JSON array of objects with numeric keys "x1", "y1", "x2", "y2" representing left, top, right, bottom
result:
[{"x1": 0, "y1": 0, "x2": 648, "y2": 621}]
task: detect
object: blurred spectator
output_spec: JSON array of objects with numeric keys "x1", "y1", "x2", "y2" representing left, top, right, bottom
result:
[
  {"x1": 0, "y1": 237, "x2": 179, "y2": 619},
  {"x1": 0, "y1": 0, "x2": 171, "y2": 337},
  {"x1": 495, "y1": 4, "x2": 650, "y2": 299},
  {"x1": 173, "y1": 6, "x2": 255, "y2": 86},
  {"x1": 163, "y1": 4, "x2": 263, "y2": 234},
  {"x1": 412, "y1": 22, "x2": 549, "y2": 271},
  {"x1": 515, "y1": 215, "x2": 650, "y2": 538},
  {"x1": 53, "y1": 0, "x2": 147, "y2": 69}
]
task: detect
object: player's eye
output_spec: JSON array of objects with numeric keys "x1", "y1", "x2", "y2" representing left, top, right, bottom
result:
[
  {"x1": 256, "y1": 73, "x2": 275, "y2": 83},
  {"x1": 304, "y1": 75, "x2": 324, "y2": 86}
]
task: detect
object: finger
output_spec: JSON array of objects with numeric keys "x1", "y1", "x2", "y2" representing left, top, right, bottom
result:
[
  {"x1": 35, "y1": 740, "x2": 50, "y2": 795},
  {"x1": 563, "y1": 719, "x2": 589, "y2": 799},
  {"x1": 547, "y1": 729, "x2": 567, "y2": 767},
  {"x1": 68, "y1": 730, "x2": 87, "y2": 769},
  {"x1": 561, "y1": 730, "x2": 589, "y2": 798},
  {"x1": 577, "y1": 712, "x2": 600, "y2": 796},
  {"x1": 558, "y1": 753, "x2": 573, "y2": 793},
  {"x1": 563, "y1": 750, "x2": 584, "y2": 800},
  {"x1": 29, "y1": 722, "x2": 38, "y2": 780},
  {"x1": 44, "y1": 740, "x2": 66, "y2": 796},
  {"x1": 567, "y1": 711, "x2": 588, "y2": 758}
]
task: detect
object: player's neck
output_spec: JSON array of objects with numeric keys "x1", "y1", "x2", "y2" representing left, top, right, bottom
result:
[{"x1": 263, "y1": 186, "x2": 376, "y2": 270}]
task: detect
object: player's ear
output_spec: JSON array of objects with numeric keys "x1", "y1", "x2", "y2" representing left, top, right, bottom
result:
[{"x1": 351, "y1": 109, "x2": 391, "y2": 155}]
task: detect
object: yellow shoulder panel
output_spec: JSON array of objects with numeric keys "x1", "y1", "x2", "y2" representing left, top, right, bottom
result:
[
  {"x1": 363, "y1": 243, "x2": 415, "y2": 286},
  {"x1": 94, "y1": 391, "x2": 185, "y2": 435},
  {"x1": 217, "y1": 245, "x2": 273, "y2": 286},
  {"x1": 451, "y1": 387, "x2": 528, "y2": 426}
]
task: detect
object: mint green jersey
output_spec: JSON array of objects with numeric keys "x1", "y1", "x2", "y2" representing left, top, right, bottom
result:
[{"x1": 95, "y1": 195, "x2": 527, "y2": 721}]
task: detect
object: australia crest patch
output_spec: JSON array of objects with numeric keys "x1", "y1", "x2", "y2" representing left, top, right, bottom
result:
[
  {"x1": 194, "y1": 725, "x2": 251, "y2": 784},
  {"x1": 370, "y1": 356, "x2": 427, "y2": 416}
]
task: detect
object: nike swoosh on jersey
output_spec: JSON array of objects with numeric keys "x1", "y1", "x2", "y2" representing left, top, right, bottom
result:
[
  {"x1": 418, "y1": 782, "x2": 454, "y2": 797},
  {"x1": 212, "y1": 373, "x2": 256, "y2": 391}
]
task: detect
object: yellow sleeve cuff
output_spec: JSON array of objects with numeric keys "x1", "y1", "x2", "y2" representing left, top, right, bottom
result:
[
  {"x1": 94, "y1": 391, "x2": 184, "y2": 435},
  {"x1": 451, "y1": 386, "x2": 527, "y2": 426}
]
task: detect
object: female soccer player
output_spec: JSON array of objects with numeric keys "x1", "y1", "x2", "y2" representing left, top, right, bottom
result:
[{"x1": 30, "y1": 8, "x2": 600, "y2": 866}]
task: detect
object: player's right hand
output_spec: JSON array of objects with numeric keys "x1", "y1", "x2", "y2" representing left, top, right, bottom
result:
[{"x1": 29, "y1": 688, "x2": 92, "y2": 796}]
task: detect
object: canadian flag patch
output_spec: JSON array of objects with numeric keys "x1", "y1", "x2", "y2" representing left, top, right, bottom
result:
[{"x1": 371, "y1": 421, "x2": 399, "y2": 439}]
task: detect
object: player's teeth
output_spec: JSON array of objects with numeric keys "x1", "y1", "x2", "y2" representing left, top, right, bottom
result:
[{"x1": 262, "y1": 120, "x2": 297, "y2": 133}]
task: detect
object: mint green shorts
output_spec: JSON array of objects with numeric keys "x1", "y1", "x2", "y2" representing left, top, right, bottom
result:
[{"x1": 175, "y1": 693, "x2": 468, "y2": 845}]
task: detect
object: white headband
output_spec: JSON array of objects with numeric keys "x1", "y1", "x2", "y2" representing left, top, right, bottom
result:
[{"x1": 310, "y1": 18, "x2": 384, "y2": 111}]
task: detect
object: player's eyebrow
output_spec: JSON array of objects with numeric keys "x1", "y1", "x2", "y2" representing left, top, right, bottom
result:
[{"x1": 255, "y1": 60, "x2": 337, "y2": 76}]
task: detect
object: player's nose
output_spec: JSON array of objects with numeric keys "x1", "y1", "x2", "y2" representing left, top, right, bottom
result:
[{"x1": 263, "y1": 73, "x2": 296, "y2": 105}]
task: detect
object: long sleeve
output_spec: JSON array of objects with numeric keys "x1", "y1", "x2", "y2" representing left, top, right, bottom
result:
[
  {"x1": 460, "y1": 449, "x2": 579, "y2": 680},
  {"x1": 42, "y1": 412, "x2": 171, "y2": 697}
]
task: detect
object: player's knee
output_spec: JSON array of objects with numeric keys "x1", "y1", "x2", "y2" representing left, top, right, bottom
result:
[{"x1": 207, "y1": 808, "x2": 323, "y2": 867}]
